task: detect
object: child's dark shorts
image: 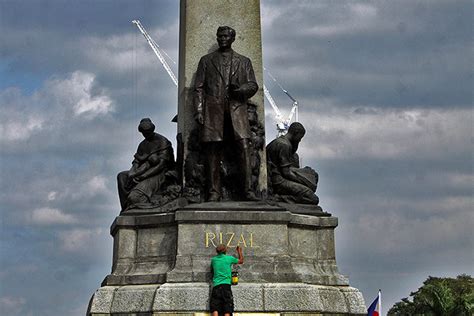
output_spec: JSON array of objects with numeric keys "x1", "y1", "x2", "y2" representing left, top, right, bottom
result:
[{"x1": 210, "y1": 284, "x2": 234, "y2": 314}]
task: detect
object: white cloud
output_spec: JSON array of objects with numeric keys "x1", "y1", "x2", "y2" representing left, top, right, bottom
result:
[
  {"x1": 86, "y1": 175, "x2": 108, "y2": 192},
  {"x1": 445, "y1": 173, "x2": 474, "y2": 190},
  {"x1": 81, "y1": 34, "x2": 150, "y2": 72},
  {"x1": 79, "y1": 22, "x2": 179, "y2": 74},
  {"x1": 0, "y1": 116, "x2": 44, "y2": 142},
  {"x1": 47, "y1": 71, "x2": 114, "y2": 118},
  {"x1": 0, "y1": 296, "x2": 26, "y2": 313},
  {"x1": 263, "y1": 1, "x2": 380, "y2": 38},
  {"x1": 297, "y1": 106, "x2": 472, "y2": 160},
  {"x1": 0, "y1": 71, "x2": 115, "y2": 149},
  {"x1": 58, "y1": 228, "x2": 104, "y2": 253},
  {"x1": 29, "y1": 207, "x2": 78, "y2": 226},
  {"x1": 350, "y1": 3, "x2": 378, "y2": 18},
  {"x1": 47, "y1": 191, "x2": 58, "y2": 201},
  {"x1": 68, "y1": 175, "x2": 112, "y2": 201},
  {"x1": 74, "y1": 95, "x2": 112, "y2": 117}
]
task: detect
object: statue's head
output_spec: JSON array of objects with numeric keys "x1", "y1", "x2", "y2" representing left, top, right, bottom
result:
[
  {"x1": 288, "y1": 122, "x2": 306, "y2": 143},
  {"x1": 216, "y1": 244, "x2": 227, "y2": 254},
  {"x1": 216, "y1": 26, "x2": 236, "y2": 50},
  {"x1": 138, "y1": 118, "x2": 155, "y2": 139}
]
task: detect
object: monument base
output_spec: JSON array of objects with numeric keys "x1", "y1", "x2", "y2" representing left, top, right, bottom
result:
[
  {"x1": 88, "y1": 282, "x2": 365, "y2": 315},
  {"x1": 88, "y1": 202, "x2": 365, "y2": 315}
]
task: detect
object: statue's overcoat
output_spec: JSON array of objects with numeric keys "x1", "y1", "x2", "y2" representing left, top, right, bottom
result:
[{"x1": 194, "y1": 49, "x2": 258, "y2": 142}]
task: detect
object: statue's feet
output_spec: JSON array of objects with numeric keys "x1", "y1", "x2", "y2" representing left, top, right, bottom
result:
[
  {"x1": 208, "y1": 193, "x2": 221, "y2": 202},
  {"x1": 245, "y1": 191, "x2": 260, "y2": 201}
]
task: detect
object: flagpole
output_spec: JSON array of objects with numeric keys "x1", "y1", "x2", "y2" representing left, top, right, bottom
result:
[{"x1": 378, "y1": 289, "x2": 382, "y2": 316}]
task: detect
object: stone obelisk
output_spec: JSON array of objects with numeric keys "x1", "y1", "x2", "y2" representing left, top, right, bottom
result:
[{"x1": 177, "y1": 0, "x2": 267, "y2": 198}]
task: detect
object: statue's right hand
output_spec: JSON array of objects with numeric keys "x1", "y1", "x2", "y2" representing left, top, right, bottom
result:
[{"x1": 195, "y1": 113, "x2": 204, "y2": 125}]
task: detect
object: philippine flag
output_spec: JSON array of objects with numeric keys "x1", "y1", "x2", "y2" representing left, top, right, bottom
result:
[{"x1": 367, "y1": 290, "x2": 381, "y2": 316}]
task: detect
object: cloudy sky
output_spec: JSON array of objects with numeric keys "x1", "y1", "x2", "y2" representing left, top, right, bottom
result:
[{"x1": 0, "y1": 0, "x2": 472, "y2": 315}]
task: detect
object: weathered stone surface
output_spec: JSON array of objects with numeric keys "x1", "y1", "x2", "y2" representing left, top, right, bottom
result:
[
  {"x1": 104, "y1": 206, "x2": 349, "y2": 286},
  {"x1": 182, "y1": 201, "x2": 284, "y2": 212},
  {"x1": 92, "y1": 204, "x2": 363, "y2": 314},
  {"x1": 105, "y1": 274, "x2": 167, "y2": 286},
  {"x1": 177, "y1": 204, "x2": 290, "y2": 223},
  {"x1": 114, "y1": 228, "x2": 136, "y2": 260},
  {"x1": 263, "y1": 283, "x2": 324, "y2": 311},
  {"x1": 137, "y1": 226, "x2": 177, "y2": 258},
  {"x1": 277, "y1": 203, "x2": 328, "y2": 216},
  {"x1": 88, "y1": 286, "x2": 117, "y2": 314},
  {"x1": 106, "y1": 222, "x2": 178, "y2": 285},
  {"x1": 289, "y1": 213, "x2": 338, "y2": 228},
  {"x1": 281, "y1": 314, "x2": 323, "y2": 316},
  {"x1": 111, "y1": 213, "x2": 175, "y2": 232},
  {"x1": 153, "y1": 313, "x2": 196, "y2": 316},
  {"x1": 177, "y1": 223, "x2": 287, "y2": 256},
  {"x1": 262, "y1": 284, "x2": 366, "y2": 314},
  {"x1": 340, "y1": 287, "x2": 367, "y2": 313},
  {"x1": 114, "y1": 314, "x2": 154, "y2": 316},
  {"x1": 110, "y1": 285, "x2": 159, "y2": 313},
  {"x1": 317, "y1": 286, "x2": 349, "y2": 313},
  {"x1": 123, "y1": 197, "x2": 189, "y2": 216},
  {"x1": 89, "y1": 283, "x2": 365, "y2": 315},
  {"x1": 233, "y1": 283, "x2": 264, "y2": 311},
  {"x1": 153, "y1": 283, "x2": 210, "y2": 311},
  {"x1": 288, "y1": 226, "x2": 336, "y2": 262}
]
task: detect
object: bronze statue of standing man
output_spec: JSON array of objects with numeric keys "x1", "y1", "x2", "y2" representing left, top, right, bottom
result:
[{"x1": 194, "y1": 26, "x2": 259, "y2": 201}]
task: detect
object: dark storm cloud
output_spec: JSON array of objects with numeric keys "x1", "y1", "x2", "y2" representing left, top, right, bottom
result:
[
  {"x1": 0, "y1": 0, "x2": 176, "y2": 33},
  {"x1": 0, "y1": 0, "x2": 179, "y2": 92},
  {"x1": 261, "y1": 0, "x2": 472, "y2": 108},
  {"x1": 0, "y1": 0, "x2": 177, "y2": 37}
]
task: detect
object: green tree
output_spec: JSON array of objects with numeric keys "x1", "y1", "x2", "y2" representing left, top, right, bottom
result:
[{"x1": 388, "y1": 274, "x2": 473, "y2": 316}]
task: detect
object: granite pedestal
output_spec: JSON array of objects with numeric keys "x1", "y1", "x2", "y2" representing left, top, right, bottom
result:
[{"x1": 88, "y1": 202, "x2": 365, "y2": 315}]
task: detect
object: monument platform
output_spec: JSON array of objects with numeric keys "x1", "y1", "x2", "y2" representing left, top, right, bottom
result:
[
  {"x1": 88, "y1": 202, "x2": 365, "y2": 315},
  {"x1": 88, "y1": 283, "x2": 365, "y2": 315}
]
